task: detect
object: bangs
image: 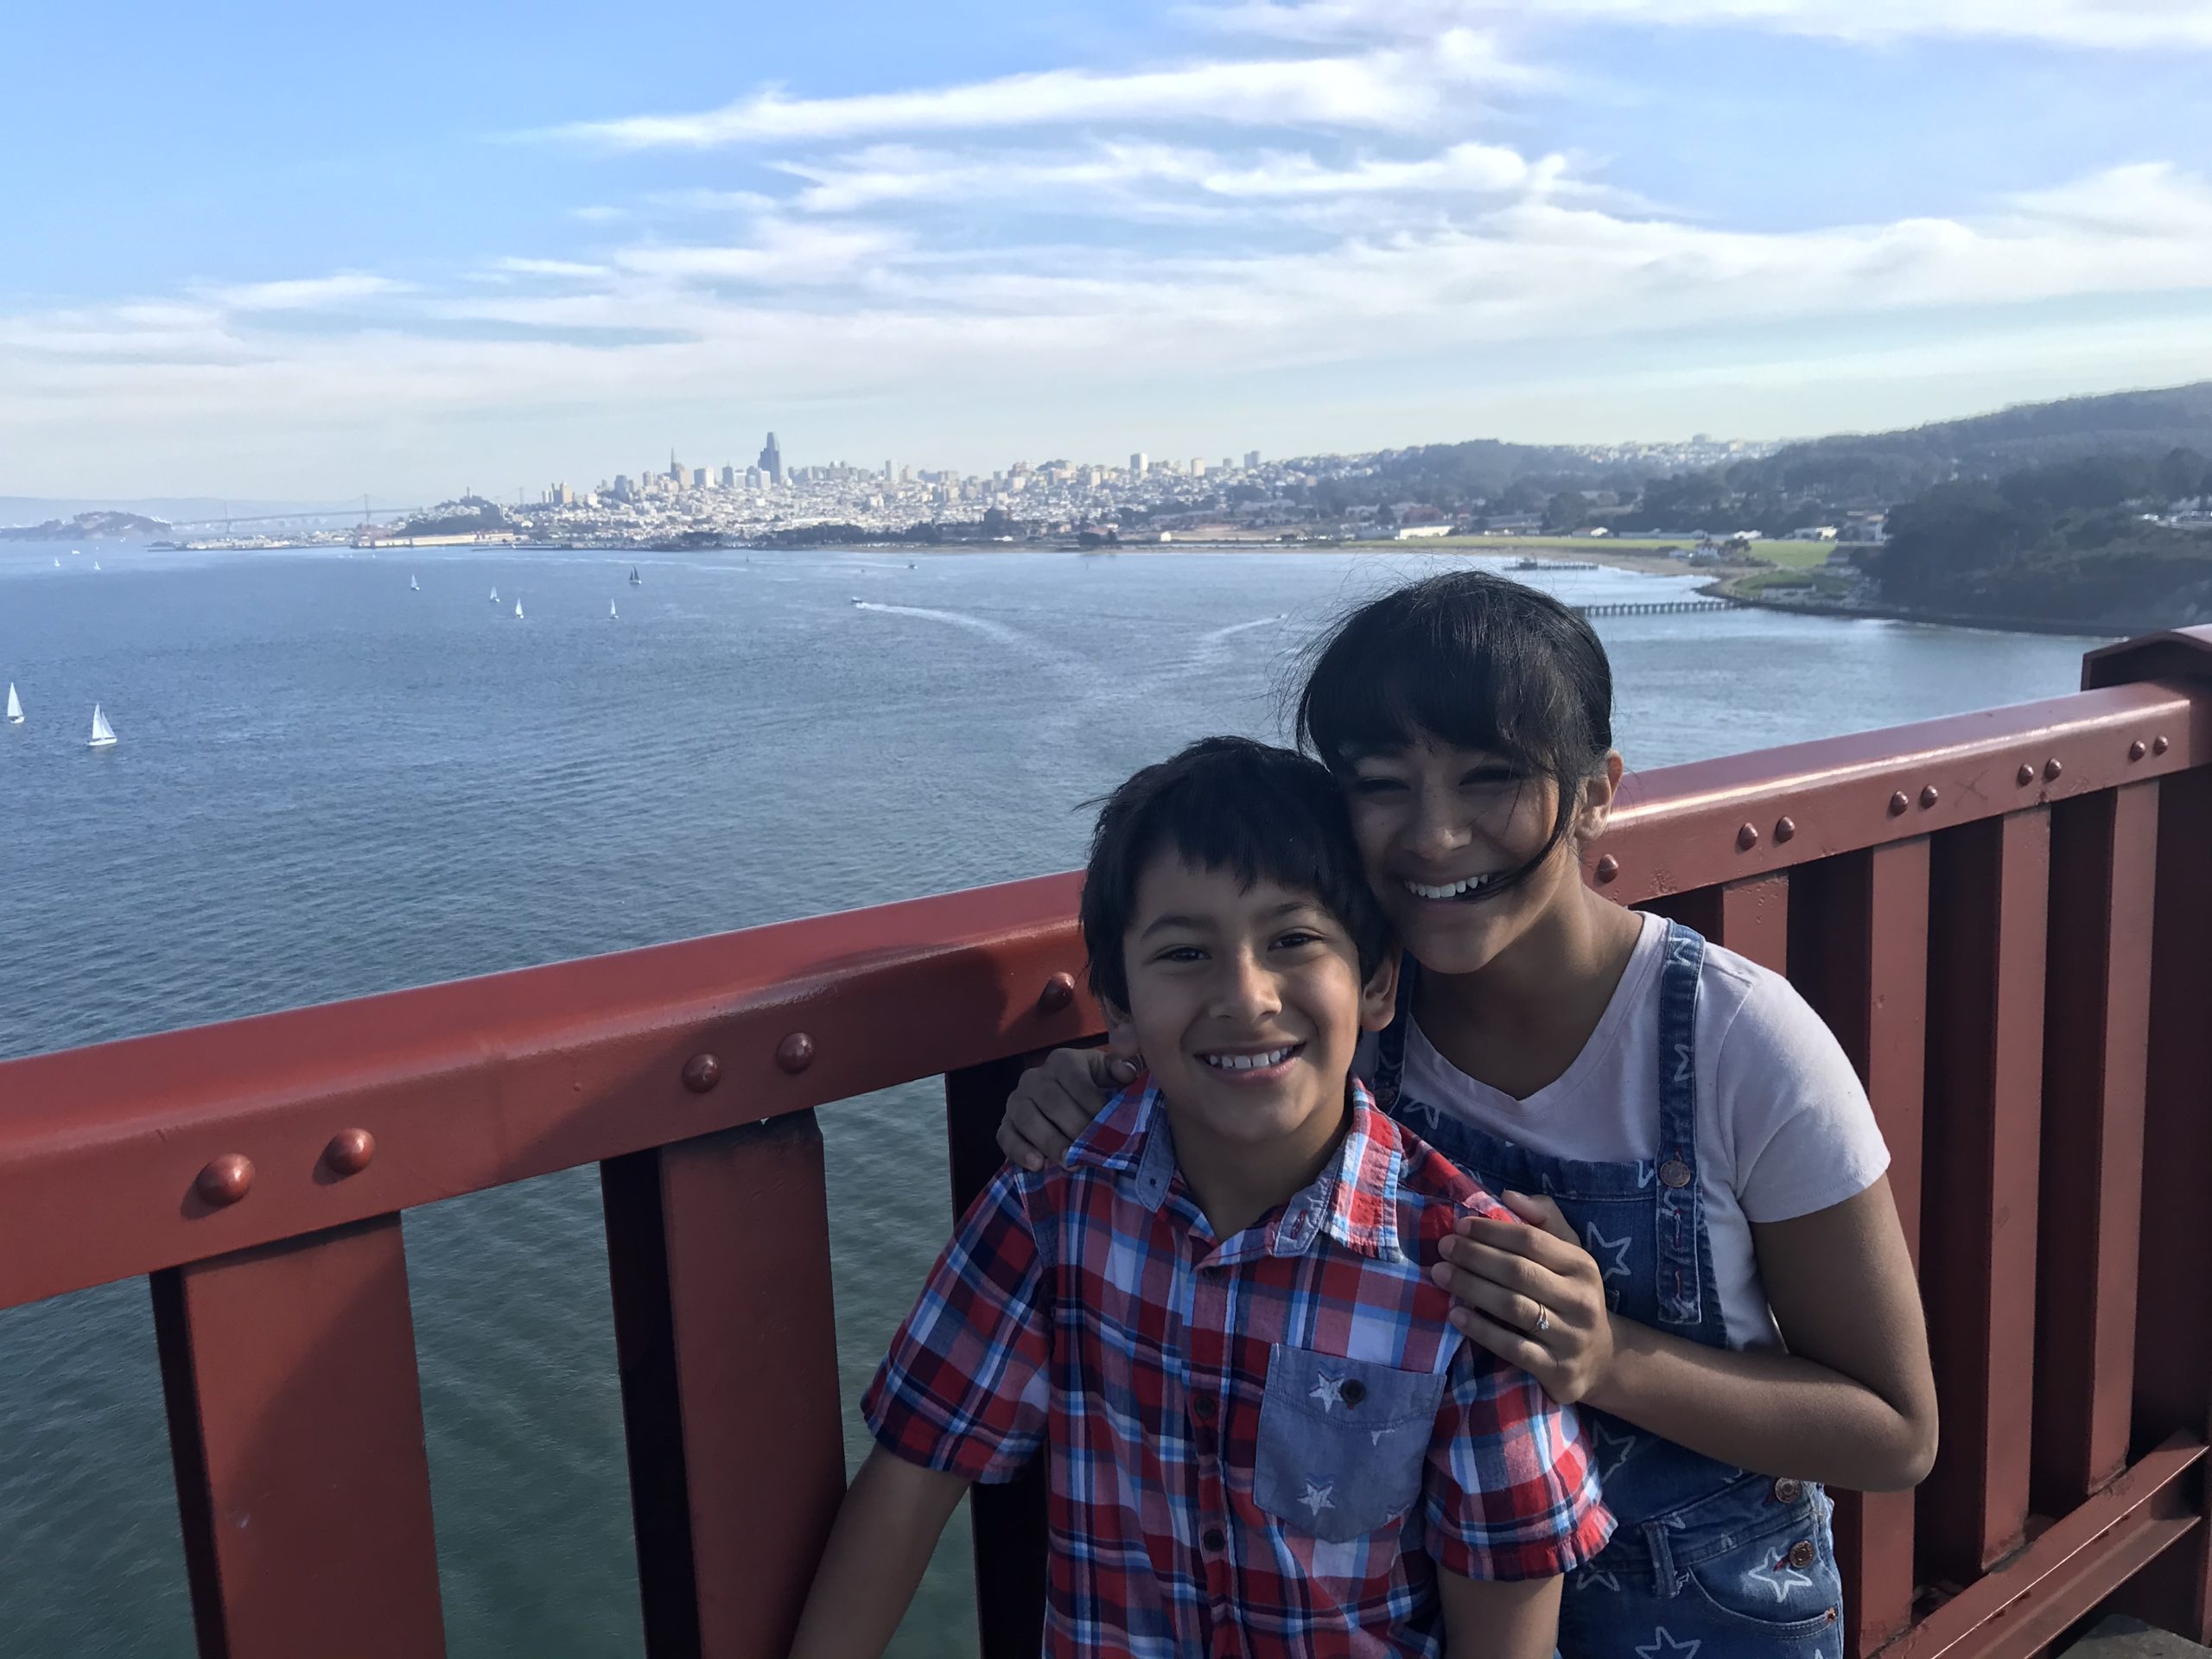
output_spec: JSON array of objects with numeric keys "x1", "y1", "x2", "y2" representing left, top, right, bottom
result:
[{"x1": 1297, "y1": 574, "x2": 1611, "y2": 778}]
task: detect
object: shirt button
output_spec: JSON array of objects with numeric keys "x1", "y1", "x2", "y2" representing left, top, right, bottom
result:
[
  {"x1": 1203, "y1": 1527, "x2": 1227, "y2": 1553},
  {"x1": 1772, "y1": 1478, "x2": 1804, "y2": 1505},
  {"x1": 1193, "y1": 1395, "x2": 1217, "y2": 1421},
  {"x1": 1341, "y1": 1379, "x2": 1367, "y2": 1407},
  {"x1": 1788, "y1": 1540, "x2": 1818, "y2": 1570}
]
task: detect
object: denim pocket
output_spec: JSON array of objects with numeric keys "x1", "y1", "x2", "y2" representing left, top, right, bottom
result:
[
  {"x1": 1251, "y1": 1344, "x2": 1446, "y2": 1544},
  {"x1": 1680, "y1": 1500, "x2": 1843, "y2": 1643}
]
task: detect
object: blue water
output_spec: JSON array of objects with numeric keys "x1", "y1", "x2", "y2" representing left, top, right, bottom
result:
[{"x1": 0, "y1": 539, "x2": 2094, "y2": 1656}]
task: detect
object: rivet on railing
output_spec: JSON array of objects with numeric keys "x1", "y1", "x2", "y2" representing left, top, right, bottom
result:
[
  {"x1": 2044, "y1": 759, "x2": 2063, "y2": 782},
  {"x1": 1039, "y1": 972, "x2": 1076, "y2": 1014},
  {"x1": 2153, "y1": 734, "x2": 2170, "y2": 755},
  {"x1": 2128, "y1": 739, "x2": 2147, "y2": 761},
  {"x1": 1887, "y1": 791, "x2": 1910, "y2": 816},
  {"x1": 1919, "y1": 785, "x2": 1940, "y2": 810},
  {"x1": 1773, "y1": 817, "x2": 1796, "y2": 843},
  {"x1": 1736, "y1": 823, "x2": 1760, "y2": 851},
  {"x1": 682, "y1": 1053, "x2": 721, "y2": 1094},
  {"x1": 776, "y1": 1033, "x2": 817, "y2": 1075},
  {"x1": 323, "y1": 1129, "x2": 375, "y2": 1176},
  {"x1": 1593, "y1": 855, "x2": 1619, "y2": 885},
  {"x1": 2017, "y1": 764, "x2": 2036, "y2": 786},
  {"x1": 195, "y1": 1154, "x2": 254, "y2": 1208}
]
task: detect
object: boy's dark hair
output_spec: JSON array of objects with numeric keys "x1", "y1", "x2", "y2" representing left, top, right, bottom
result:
[
  {"x1": 1295, "y1": 571, "x2": 1615, "y2": 899},
  {"x1": 1080, "y1": 736, "x2": 1392, "y2": 1013}
]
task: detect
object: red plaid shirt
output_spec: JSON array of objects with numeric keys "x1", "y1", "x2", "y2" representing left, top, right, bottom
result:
[{"x1": 864, "y1": 1079, "x2": 1612, "y2": 1657}]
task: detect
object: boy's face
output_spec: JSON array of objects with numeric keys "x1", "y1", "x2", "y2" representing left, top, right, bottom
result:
[{"x1": 1113, "y1": 854, "x2": 1395, "y2": 1149}]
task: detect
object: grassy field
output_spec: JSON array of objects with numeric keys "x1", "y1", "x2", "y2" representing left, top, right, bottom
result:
[
  {"x1": 1748, "y1": 539, "x2": 1840, "y2": 570},
  {"x1": 1329, "y1": 534, "x2": 1693, "y2": 552}
]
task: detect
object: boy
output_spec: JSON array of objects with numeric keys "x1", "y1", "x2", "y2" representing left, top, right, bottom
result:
[{"x1": 790, "y1": 737, "x2": 1611, "y2": 1659}]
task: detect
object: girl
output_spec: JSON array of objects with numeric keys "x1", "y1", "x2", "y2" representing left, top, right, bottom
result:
[{"x1": 999, "y1": 571, "x2": 1936, "y2": 1658}]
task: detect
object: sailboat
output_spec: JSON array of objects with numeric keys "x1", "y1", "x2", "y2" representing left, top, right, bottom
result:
[
  {"x1": 609, "y1": 601, "x2": 619, "y2": 620},
  {"x1": 410, "y1": 575, "x2": 420, "y2": 592},
  {"x1": 628, "y1": 566, "x2": 641, "y2": 587},
  {"x1": 92, "y1": 560, "x2": 101, "y2": 571},
  {"x1": 87, "y1": 704, "x2": 117, "y2": 749},
  {"x1": 513, "y1": 596, "x2": 524, "y2": 620},
  {"x1": 6, "y1": 683, "x2": 22, "y2": 724},
  {"x1": 489, "y1": 586, "x2": 499, "y2": 604}
]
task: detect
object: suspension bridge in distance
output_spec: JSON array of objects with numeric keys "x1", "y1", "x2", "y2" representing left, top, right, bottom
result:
[{"x1": 1570, "y1": 598, "x2": 1738, "y2": 618}]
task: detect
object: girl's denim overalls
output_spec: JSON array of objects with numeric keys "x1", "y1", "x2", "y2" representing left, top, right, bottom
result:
[{"x1": 1373, "y1": 922, "x2": 1845, "y2": 1659}]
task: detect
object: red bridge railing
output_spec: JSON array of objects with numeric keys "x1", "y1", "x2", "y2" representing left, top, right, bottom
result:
[{"x1": 3, "y1": 627, "x2": 2209, "y2": 1659}]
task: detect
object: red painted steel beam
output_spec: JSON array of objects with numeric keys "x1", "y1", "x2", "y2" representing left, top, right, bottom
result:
[
  {"x1": 2, "y1": 678, "x2": 2204, "y2": 1313},
  {"x1": 1716, "y1": 872, "x2": 1790, "y2": 973},
  {"x1": 1789, "y1": 839, "x2": 1932, "y2": 1657},
  {"x1": 151, "y1": 1215, "x2": 446, "y2": 1659},
  {"x1": 601, "y1": 1113, "x2": 846, "y2": 1659},
  {"x1": 1882, "y1": 1433, "x2": 2204, "y2": 1659},
  {"x1": 2032, "y1": 784, "x2": 2156, "y2": 1513},
  {"x1": 1918, "y1": 810, "x2": 2051, "y2": 1582},
  {"x1": 945, "y1": 1055, "x2": 1052, "y2": 1659}
]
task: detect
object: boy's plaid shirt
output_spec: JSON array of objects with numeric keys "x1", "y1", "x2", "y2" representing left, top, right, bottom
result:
[{"x1": 864, "y1": 1079, "x2": 1613, "y2": 1658}]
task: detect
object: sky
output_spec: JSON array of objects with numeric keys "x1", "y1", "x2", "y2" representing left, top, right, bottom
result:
[{"x1": 5, "y1": 0, "x2": 2212, "y2": 502}]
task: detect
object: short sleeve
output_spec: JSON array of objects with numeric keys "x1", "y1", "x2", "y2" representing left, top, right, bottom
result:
[
  {"x1": 1423, "y1": 1341, "x2": 1614, "y2": 1581},
  {"x1": 1721, "y1": 969, "x2": 1892, "y2": 1224},
  {"x1": 861, "y1": 1166, "x2": 1052, "y2": 1484}
]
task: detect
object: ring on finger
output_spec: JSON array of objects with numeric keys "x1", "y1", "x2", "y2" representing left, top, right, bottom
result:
[{"x1": 1532, "y1": 1304, "x2": 1552, "y2": 1335}]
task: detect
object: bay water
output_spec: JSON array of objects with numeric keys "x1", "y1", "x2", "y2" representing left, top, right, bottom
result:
[{"x1": 0, "y1": 540, "x2": 2094, "y2": 1656}]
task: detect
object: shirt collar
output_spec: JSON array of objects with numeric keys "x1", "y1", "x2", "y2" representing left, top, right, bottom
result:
[{"x1": 1068, "y1": 1074, "x2": 1406, "y2": 1262}]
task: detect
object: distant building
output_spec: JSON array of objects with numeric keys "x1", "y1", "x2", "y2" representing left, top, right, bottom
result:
[
  {"x1": 759, "y1": 432, "x2": 785, "y2": 486},
  {"x1": 1191, "y1": 457, "x2": 1206, "y2": 476},
  {"x1": 668, "y1": 454, "x2": 685, "y2": 485},
  {"x1": 692, "y1": 468, "x2": 709, "y2": 490},
  {"x1": 1394, "y1": 524, "x2": 1453, "y2": 539},
  {"x1": 1245, "y1": 449, "x2": 1262, "y2": 470},
  {"x1": 612, "y1": 475, "x2": 634, "y2": 501},
  {"x1": 1130, "y1": 452, "x2": 1147, "y2": 477},
  {"x1": 1785, "y1": 525, "x2": 1840, "y2": 541},
  {"x1": 720, "y1": 465, "x2": 736, "y2": 488}
]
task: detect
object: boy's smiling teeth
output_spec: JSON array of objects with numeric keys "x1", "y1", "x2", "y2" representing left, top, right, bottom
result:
[
  {"x1": 1403, "y1": 872, "x2": 1497, "y2": 900},
  {"x1": 1201, "y1": 1046, "x2": 1300, "y2": 1071}
]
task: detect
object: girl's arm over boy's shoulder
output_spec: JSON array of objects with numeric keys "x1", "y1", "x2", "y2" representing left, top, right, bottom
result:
[
  {"x1": 787, "y1": 1447, "x2": 969, "y2": 1659},
  {"x1": 1438, "y1": 1572, "x2": 1567, "y2": 1659}
]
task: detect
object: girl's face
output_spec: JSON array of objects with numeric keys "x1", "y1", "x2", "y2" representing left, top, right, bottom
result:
[{"x1": 1343, "y1": 734, "x2": 1612, "y2": 977}]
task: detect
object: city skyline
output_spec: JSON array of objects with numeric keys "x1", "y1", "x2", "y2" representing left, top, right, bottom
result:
[{"x1": 5, "y1": 1, "x2": 2211, "y2": 498}]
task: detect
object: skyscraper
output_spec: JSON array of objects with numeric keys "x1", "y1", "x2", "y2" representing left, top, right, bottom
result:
[
  {"x1": 1245, "y1": 450, "x2": 1262, "y2": 470},
  {"x1": 720, "y1": 464, "x2": 736, "y2": 488},
  {"x1": 669, "y1": 451, "x2": 684, "y2": 485},
  {"x1": 759, "y1": 432, "x2": 785, "y2": 485},
  {"x1": 1130, "y1": 452, "x2": 1147, "y2": 476}
]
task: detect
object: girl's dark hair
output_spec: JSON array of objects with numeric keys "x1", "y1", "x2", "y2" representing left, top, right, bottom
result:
[
  {"x1": 1294, "y1": 571, "x2": 1614, "y2": 897},
  {"x1": 1079, "y1": 735, "x2": 1391, "y2": 1013}
]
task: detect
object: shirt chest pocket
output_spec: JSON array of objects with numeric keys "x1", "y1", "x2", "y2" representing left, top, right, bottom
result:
[{"x1": 1251, "y1": 1344, "x2": 1446, "y2": 1545}]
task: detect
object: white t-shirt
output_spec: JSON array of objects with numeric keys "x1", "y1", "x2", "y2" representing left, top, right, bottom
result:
[{"x1": 1380, "y1": 911, "x2": 1891, "y2": 1353}]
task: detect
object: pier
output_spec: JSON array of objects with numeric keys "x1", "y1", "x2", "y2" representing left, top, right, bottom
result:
[
  {"x1": 1573, "y1": 597, "x2": 1738, "y2": 617},
  {"x1": 1, "y1": 626, "x2": 2209, "y2": 1659}
]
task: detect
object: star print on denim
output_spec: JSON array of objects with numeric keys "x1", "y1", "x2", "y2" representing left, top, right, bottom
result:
[
  {"x1": 1587, "y1": 1416, "x2": 1642, "y2": 1478},
  {"x1": 1300, "y1": 1480, "x2": 1338, "y2": 1518},
  {"x1": 1310, "y1": 1374, "x2": 1346, "y2": 1411},
  {"x1": 1749, "y1": 1558, "x2": 1816, "y2": 1602},
  {"x1": 1637, "y1": 1628, "x2": 1703, "y2": 1659},
  {"x1": 1572, "y1": 1568, "x2": 1623, "y2": 1593},
  {"x1": 1586, "y1": 1221, "x2": 1633, "y2": 1283}
]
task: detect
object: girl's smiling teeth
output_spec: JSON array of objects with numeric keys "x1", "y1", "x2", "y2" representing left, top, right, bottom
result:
[
  {"x1": 1402, "y1": 872, "x2": 1499, "y2": 901},
  {"x1": 1199, "y1": 1044, "x2": 1302, "y2": 1072}
]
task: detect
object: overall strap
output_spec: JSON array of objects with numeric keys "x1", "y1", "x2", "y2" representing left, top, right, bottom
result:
[
  {"x1": 1654, "y1": 921, "x2": 1709, "y2": 1328},
  {"x1": 1370, "y1": 953, "x2": 1419, "y2": 1113}
]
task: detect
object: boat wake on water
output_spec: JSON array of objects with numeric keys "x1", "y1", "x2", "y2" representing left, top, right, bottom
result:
[
  {"x1": 849, "y1": 601, "x2": 1036, "y2": 651},
  {"x1": 1195, "y1": 613, "x2": 1290, "y2": 647}
]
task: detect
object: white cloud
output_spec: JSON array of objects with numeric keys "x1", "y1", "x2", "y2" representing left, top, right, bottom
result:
[
  {"x1": 610, "y1": 219, "x2": 908, "y2": 285},
  {"x1": 1203, "y1": 0, "x2": 2212, "y2": 48},
  {"x1": 493, "y1": 257, "x2": 613, "y2": 278},
  {"x1": 550, "y1": 29, "x2": 1522, "y2": 149},
  {"x1": 209, "y1": 273, "x2": 409, "y2": 312}
]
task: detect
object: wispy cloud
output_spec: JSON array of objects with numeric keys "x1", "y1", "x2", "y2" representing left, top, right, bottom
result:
[
  {"x1": 1202, "y1": 0, "x2": 2212, "y2": 48},
  {"x1": 549, "y1": 30, "x2": 1523, "y2": 149},
  {"x1": 208, "y1": 273, "x2": 410, "y2": 312},
  {"x1": 493, "y1": 257, "x2": 613, "y2": 279}
]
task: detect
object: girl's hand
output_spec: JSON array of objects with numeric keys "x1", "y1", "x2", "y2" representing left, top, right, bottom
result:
[
  {"x1": 1433, "y1": 1192, "x2": 1616, "y2": 1406},
  {"x1": 996, "y1": 1046, "x2": 1138, "y2": 1172}
]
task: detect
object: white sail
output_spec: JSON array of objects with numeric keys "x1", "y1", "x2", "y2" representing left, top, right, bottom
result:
[
  {"x1": 609, "y1": 601, "x2": 618, "y2": 619},
  {"x1": 6, "y1": 683, "x2": 21, "y2": 723},
  {"x1": 92, "y1": 561, "x2": 101, "y2": 570},
  {"x1": 410, "y1": 575, "x2": 420, "y2": 591},
  {"x1": 88, "y1": 704, "x2": 117, "y2": 747},
  {"x1": 514, "y1": 597, "x2": 524, "y2": 619},
  {"x1": 489, "y1": 587, "x2": 499, "y2": 603}
]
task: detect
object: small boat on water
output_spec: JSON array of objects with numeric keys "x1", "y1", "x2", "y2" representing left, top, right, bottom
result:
[
  {"x1": 6, "y1": 683, "x2": 22, "y2": 725},
  {"x1": 514, "y1": 596, "x2": 524, "y2": 620},
  {"x1": 92, "y1": 561, "x2": 101, "y2": 571},
  {"x1": 851, "y1": 596, "x2": 866, "y2": 607},
  {"x1": 87, "y1": 704, "x2": 117, "y2": 749},
  {"x1": 628, "y1": 566, "x2": 641, "y2": 587},
  {"x1": 489, "y1": 587, "x2": 499, "y2": 604},
  {"x1": 609, "y1": 601, "x2": 619, "y2": 620},
  {"x1": 410, "y1": 575, "x2": 420, "y2": 592}
]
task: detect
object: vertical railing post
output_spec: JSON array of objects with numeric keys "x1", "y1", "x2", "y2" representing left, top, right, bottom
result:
[
  {"x1": 151, "y1": 1214, "x2": 447, "y2": 1659},
  {"x1": 2084, "y1": 625, "x2": 2212, "y2": 1643},
  {"x1": 1917, "y1": 809, "x2": 2050, "y2": 1582},
  {"x1": 601, "y1": 1112, "x2": 847, "y2": 1659},
  {"x1": 1789, "y1": 839, "x2": 1930, "y2": 1657},
  {"x1": 945, "y1": 1054, "x2": 1051, "y2": 1659}
]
